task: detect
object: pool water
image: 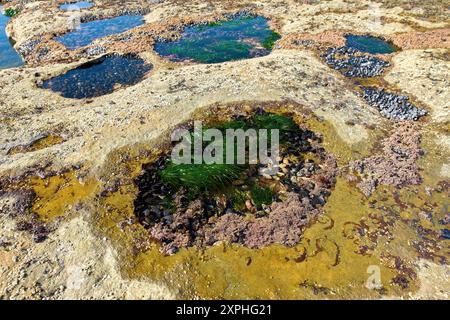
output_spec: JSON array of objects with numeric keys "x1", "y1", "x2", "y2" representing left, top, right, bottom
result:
[
  {"x1": 55, "y1": 15, "x2": 144, "y2": 50},
  {"x1": 60, "y1": 1, "x2": 94, "y2": 11},
  {"x1": 345, "y1": 34, "x2": 397, "y2": 54},
  {"x1": 0, "y1": 6, "x2": 24, "y2": 69},
  {"x1": 41, "y1": 54, "x2": 152, "y2": 99},
  {"x1": 154, "y1": 15, "x2": 281, "y2": 64}
]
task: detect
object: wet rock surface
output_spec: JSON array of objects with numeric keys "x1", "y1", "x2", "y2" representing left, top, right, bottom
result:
[
  {"x1": 322, "y1": 46, "x2": 389, "y2": 78},
  {"x1": 0, "y1": 0, "x2": 448, "y2": 301},
  {"x1": 362, "y1": 87, "x2": 428, "y2": 121}
]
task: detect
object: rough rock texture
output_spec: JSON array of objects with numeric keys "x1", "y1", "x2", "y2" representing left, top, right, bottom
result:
[
  {"x1": 384, "y1": 49, "x2": 449, "y2": 123},
  {"x1": 390, "y1": 29, "x2": 450, "y2": 50},
  {"x1": 0, "y1": 49, "x2": 381, "y2": 179},
  {"x1": 0, "y1": 204, "x2": 174, "y2": 300}
]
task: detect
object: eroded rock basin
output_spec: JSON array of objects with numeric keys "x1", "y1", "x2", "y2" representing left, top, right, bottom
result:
[
  {"x1": 40, "y1": 54, "x2": 152, "y2": 99},
  {"x1": 65, "y1": 105, "x2": 450, "y2": 298},
  {"x1": 154, "y1": 14, "x2": 281, "y2": 63},
  {"x1": 2, "y1": 101, "x2": 447, "y2": 300},
  {"x1": 134, "y1": 110, "x2": 337, "y2": 254}
]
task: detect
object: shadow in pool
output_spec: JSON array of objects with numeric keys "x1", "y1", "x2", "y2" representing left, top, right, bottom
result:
[
  {"x1": 41, "y1": 54, "x2": 152, "y2": 99},
  {"x1": 345, "y1": 34, "x2": 397, "y2": 54},
  {"x1": 154, "y1": 14, "x2": 281, "y2": 64},
  {"x1": 55, "y1": 15, "x2": 144, "y2": 50},
  {"x1": 0, "y1": 6, "x2": 24, "y2": 69}
]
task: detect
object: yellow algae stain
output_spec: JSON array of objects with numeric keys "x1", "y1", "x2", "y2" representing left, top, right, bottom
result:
[
  {"x1": 8, "y1": 135, "x2": 65, "y2": 155},
  {"x1": 30, "y1": 171, "x2": 98, "y2": 222},
  {"x1": 127, "y1": 178, "x2": 417, "y2": 299}
]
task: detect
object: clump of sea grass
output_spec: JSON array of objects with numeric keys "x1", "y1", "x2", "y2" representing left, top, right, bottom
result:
[
  {"x1": 160, "y1": 163, "x2": 246, "y2": 194},
  {"x1": 160, "y1": 113, "x2": 297, "y2": 195}
]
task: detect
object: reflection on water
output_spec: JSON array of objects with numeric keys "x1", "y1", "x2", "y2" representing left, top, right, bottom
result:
[
  {"x1": 55, "y1": 15, "x2": 144, "y2": 50},
  {"x1": 345, "y1": 34, "x2": 397, "y2": 54},
  {"x1": 60, "y1": 1, "x2": 94, "y2": 11}
]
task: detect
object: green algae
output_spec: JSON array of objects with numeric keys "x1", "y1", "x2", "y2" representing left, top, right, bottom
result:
[{"x1": 250, "y1": 185, "x2": 275, "y2": 210}]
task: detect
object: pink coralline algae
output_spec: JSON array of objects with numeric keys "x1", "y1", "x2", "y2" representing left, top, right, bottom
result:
[{"x1": 350, "y1": 123, "x2": 423, "y2": 196}]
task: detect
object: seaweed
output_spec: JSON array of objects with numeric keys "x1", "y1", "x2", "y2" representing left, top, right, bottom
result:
[
  {"x1": 251, "y1": 185, "x2": 275, "y2": 209},
  {"x1": 160, "y1": 163, "x2": 246, "y2": 195}
]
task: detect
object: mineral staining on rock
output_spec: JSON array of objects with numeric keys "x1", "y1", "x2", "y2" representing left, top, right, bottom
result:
[
  {"x1": 134, "y1": 111, "x2": 337, "y2": 255},
  {"x1": 154, "y1": 15, "x2": 281, "y2": 64},
  {"x1": 40, "y1": 54, "x2": 152, "y2": 99},
  {"x1": 323, "y1": 47, "x2": 389, "y2": 78},
  {"x1": 0, "y1": 6, "x2": 23, "y2": 69},
  {"x1": 7, "y1": 134, "x2": 65, "y2": 155},
  {"x1": 59, "y1": 1, "x2": 94, "y2": 11},
  {"x1": 361, "y1": 87, "x2": 427, "y2": 121},
  {"x1": 345, "y1": 35, "x2": 397, "y2": 54},
  {"x1": 55, "y1": 15, "x2": 144, "y2": 50}
]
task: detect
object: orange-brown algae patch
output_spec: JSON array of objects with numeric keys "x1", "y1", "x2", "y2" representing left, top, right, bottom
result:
[
  {"x1": 7, "y1": 134, "x2": 65, "y2": 155},
  {"x1": 128, "y1": 178, "x2": 420, "y2": 299},
  {"x1": 30, "y1": 171, "x2": 98, "y2": 222}
]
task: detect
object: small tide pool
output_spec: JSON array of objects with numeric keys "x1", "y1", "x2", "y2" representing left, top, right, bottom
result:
[
  {"x1": 154, "y1": 15, "x2": 281, "y2": 64},
  {"x1": 345, "y1": 34, "x2": 397, "y2": 54},
  {"x1": 55, "y1": 15, "x2": 144, "y2": 50},
  {"x1": 40, "y1": 54, "x2": 152, "y2": 99}
]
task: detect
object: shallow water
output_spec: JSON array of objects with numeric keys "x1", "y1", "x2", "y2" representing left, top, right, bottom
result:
[
  {"x1": 60, "y1": 1, "x2": 94, "y2": 11},
  {"x1": 0, "y1": 6, "x2": 24, "y2": 69},
  {"x1": 345, "y1": 34, "x2": 397, "y2": 54},
  {"x1": 154, "y1": 15, "x2": 281, "y2": 64},
  {"x1": 41, "y1": 54, "x2": 152, "y2": 99},
  {"x1": 55, "y1": 15, "x2": 144, "y2": 50}
]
